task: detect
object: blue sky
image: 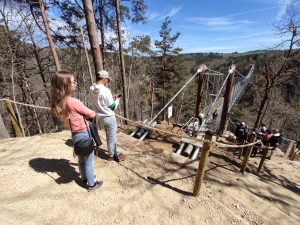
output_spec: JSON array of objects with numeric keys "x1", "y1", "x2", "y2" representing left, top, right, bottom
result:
[{"x1": 124, "y1": 0, "x2": 293, "y2": 53}]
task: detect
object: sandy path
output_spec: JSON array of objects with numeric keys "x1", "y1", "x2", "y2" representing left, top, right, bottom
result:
[{"x1": 0, "y1": 128, "x2": 299, "y2": 225}]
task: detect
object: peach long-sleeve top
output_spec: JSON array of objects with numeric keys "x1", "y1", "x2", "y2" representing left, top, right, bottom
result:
[{"x1": 63, "y1": 97, "x2": 95, "y2": 133}]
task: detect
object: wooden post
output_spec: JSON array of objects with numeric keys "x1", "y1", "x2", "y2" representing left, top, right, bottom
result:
[
  {"x1": 289, "y1": 144, "x2": 296, "y2": 159},
  {"x1": 240, "y1": 134, "x2": 256, "y2": 174},
  {"x1": 195, "y1": 64, "x2": 206, "y2": 117},
  {"x1": 290, "y1": 151, "x2": 297, "y2": 161},
  {"x1": 289, "y1": 144, "x2": 296, "y2": 160},
  {"x1": 284, "y1": 142, "x2": 295, "y2": 159},
  {"x1": 218, "y1": 65, "x2": 235, "y2": 133},
  {"x1": 193, "y1": 130, "x2": 213, "y2": 197},
  {"x1": 238, "y1": 141, "x2": 245, "y2": 159},
  {"x1": 257, "y1": 146, "x2": 269, "y2": 173},
  {"x1": 224, "y1": 119, "x2": 228, "y2": 132},
  {"x1": 4, "y1": 98, "x2": 22, "y2": 137}
]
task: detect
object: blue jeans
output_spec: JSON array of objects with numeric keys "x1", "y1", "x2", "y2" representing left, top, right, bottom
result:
[
  {"x1": 72, "y1": 130, "x2": 94, "y2": 186},
  {"x1": 100, "y1": 116, "x2": 119, "y2": 157}
]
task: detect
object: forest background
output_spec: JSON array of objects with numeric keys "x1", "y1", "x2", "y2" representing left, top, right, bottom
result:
[{"x1": 0, "y1": 0, "x2": 299, "y2": 144}]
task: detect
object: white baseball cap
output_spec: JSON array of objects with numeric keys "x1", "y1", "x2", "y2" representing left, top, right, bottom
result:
[{"x1": 97, "y1": 70, "x2": 111, "y2": 81}]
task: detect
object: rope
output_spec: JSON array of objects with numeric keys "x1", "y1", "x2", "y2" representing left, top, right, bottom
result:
[
  {"x1": 0, "y1": 98, "x2": 51, "y2": 110},
  {"x1": 109, "y1": 114, "x2": 262, "y2": 147},
  {"x1": 212, "y1": 140, "x2": 262, "y2": 149},
  {"x1": 0, "y1": 98, "x2": 261, "y2": 148},
  {"x1": 235, "y1": 69, "x2": 245, "y2": 77},
  {"x1": 206, "y1": 67, "x2": 223, "y2": 75}
]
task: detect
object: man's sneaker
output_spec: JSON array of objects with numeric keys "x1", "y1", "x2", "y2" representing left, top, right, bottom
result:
[
  {"x1": 115, "y1": 153, "x2": 126, "y2": 162},
  {"x1": 82, "y1": 175, "x2": 96, "y2": 185},
  {"x1": 266, "y1": 156, "x2": 271, "y2": 160},
  {"x1": 107, "y1": 156, "x2": 114, "y2": 161},
  {"x1": 88, "y1": 181, "x2": 103, "y2": 192}
]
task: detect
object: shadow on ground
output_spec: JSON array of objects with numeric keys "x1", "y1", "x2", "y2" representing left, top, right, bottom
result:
[{"x1": 29, "y1": 158, "x2": 82, "y2": 185}]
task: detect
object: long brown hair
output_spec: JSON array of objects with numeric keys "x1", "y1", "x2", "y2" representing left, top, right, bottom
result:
[{"x1": 50, "y1": 70, "x2": 73, "y2": 119}]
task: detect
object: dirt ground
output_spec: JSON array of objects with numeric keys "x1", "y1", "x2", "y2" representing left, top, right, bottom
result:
[{"x1": 0, "y1": 121, "x2": 299, "y2": 225}]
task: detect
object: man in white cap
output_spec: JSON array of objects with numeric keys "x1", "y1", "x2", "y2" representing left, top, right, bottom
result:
[{"x1": 89, "y1": 70, "x2": 126, "y2": 162}]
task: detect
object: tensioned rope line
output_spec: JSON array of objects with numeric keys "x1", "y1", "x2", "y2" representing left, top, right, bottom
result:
[
  {"x1": 206, "y1": 68, "x2": 224, "y2": 75},
  {"x1": 0, "y1": 98, "x2": 52, "y2": 110},
  {"x1": 235, "y1": 69, "x2": 245, "y2": 77},
  {"x1": 115, "y1": 113, "x2": 261, "y2": 148},
  {"x1": 0, "y1": 98, "x2": 261, "y2": 148}
]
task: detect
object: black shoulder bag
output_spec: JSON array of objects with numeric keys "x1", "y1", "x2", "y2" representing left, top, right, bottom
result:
[{"x1": 69, "y1": 117, "x2": 94, "y2": 157}]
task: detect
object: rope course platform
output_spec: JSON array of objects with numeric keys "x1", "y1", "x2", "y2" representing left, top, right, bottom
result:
[{"x1": 176, "y1": 137, "x2": 203, "y2": 160}]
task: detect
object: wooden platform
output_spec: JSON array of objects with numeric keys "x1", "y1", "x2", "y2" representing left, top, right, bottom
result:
[{"x1": 180, "y1": 138, "x2": 203, "y2": 148}]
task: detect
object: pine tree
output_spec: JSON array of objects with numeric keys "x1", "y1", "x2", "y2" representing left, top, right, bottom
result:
[{"x1": 154, "y1": 16, "x2": 182, "y2": 121}]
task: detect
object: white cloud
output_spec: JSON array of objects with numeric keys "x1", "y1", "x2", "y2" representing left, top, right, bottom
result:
[
  {"x1": 225, "y1": 6, "x2": 279, "y2": 17},
  {"x1": 147, "y1": 11, "x2": 160, "y2": 21},
  {"x1": 162, "y1": 6, "x2": 182, "y2": 18},
  {"x1": 145, "y1": 6, "x2": 182, "y2": 21},
  {"x1": 186, "y1": 17, "x2": 256, "y2": 28},
  {"x1": 216, "y1": 32, "x2": 270, "y2": 41}
]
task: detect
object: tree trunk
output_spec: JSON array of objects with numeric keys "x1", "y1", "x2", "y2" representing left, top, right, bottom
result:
[
  {"x1": 31, "y1": 42, "x2": 59, "y2": 132},
  {"x1": 24, "y1": 78, "x2": 43, "y2": 134},
  {"x1": 82, "y1": 0, "x2": 103, "y2": 74},
  {"x1": 79, "y1": 24, "x2": 93, "y2": 86},
  {"x1": 255, "y1": 90, "x2": 270, "y2": 128},
  {"x1": 10, "y1": 55, "x2": 25, "y2": 137},
  {"x1": 260, "y1": 98, "x2": 271, "y2": 127},
  {"x1": 99, "y1": 0, "x2": 106, "y2": 70},
  {"x1": 162, "y1": 56, "x2": 167, "y2": 121},
  {"x1": 176, "y1": 90, "x2": 185, "y2": 124},
  {"x1": 254, "y1": 64, "x2": 272, "y2": 128},
  {"x1": 115, "y1": 0, "x2": 128, "y2": 122},
  {"x1": 150, "y1": 80, "x2": 154, "y2": 120},
  {"x1": 38, "y1": 0, "x2": 60, "y2": 71},
  {"x1": 127, "y1": 50, "x2": 134, "y2": 100}
]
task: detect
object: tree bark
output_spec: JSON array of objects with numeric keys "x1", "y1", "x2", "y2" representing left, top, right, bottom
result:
[
  {"x1": 162, "y1": 56, "x2": 166, "y2": 121},
  {"x1": 115, "y1": 0, "x2": 128, "y2": 122},
  {"x1": 24, "y1": 78, "x2": 43, "y2": 134},
  {"x1": 82, "y1": 0, "x2": 103, "y2": 76},
  {"x1": 38, "y1": 0, "x2": 60, "y2": 71},
  {"x1": 99, "y1": 0, "x2": 106, "y2": 70},
  {"x1": 79, "y1": 24, "x2": 93, "y2": 86},
  {"x1": 150, "y1": 80, "x2": 154, "y2": 120}
]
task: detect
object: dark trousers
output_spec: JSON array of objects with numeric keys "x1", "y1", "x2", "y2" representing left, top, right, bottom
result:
[{"x1": 87, "y1": 118, "x2": 102, "y2": 146}]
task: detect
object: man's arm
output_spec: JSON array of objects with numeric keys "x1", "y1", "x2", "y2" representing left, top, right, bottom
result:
[{"x1": 108, "y1": 98, "x2": 120, "y2": 111}]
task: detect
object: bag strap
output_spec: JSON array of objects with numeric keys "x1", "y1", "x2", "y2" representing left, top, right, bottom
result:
[
  {"x1": 69, "y1": 115, "x2": 92, "y2": 139},
  {"x1": 68, "y1": 119, "x2": 75, "y2": 150}
]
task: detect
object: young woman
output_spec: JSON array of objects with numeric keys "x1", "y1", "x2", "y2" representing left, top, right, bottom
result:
[{"x1": 50, "y1": 70, "x2": 103, "y2": 192}]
